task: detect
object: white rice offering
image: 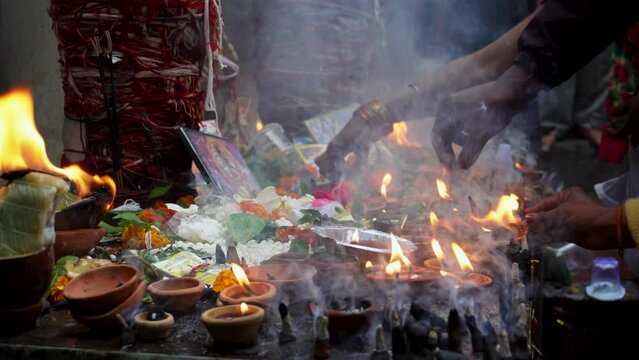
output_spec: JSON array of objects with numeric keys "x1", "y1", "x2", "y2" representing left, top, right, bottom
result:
[
  {"x1": 176, "y1": 214, "x2": 225, "y2": 245},
  {"x1": 236, "y1": 240, "x2": 290, "y2": 266}
]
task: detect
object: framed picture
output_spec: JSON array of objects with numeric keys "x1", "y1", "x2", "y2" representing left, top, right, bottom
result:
[{"x1": 178, "y1": 127, "x2": 261, "y2": 197}]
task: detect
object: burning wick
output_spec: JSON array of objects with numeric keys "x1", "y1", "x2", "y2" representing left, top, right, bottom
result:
[
  {"x1": 431, "y1": 238, "x2": 445, "y2": 262},
  {"x1": 436, "y1": 178, "x2": 451, "y2": 200},
  {"x1": 451, "y1": 242, "x2": 474, "y2": 275},
  {"x1": 255, "y1": 119, "x2": 264, "y2": 132},
  {"x1": 351, "y1": 229, "x2": 360, "y2": 244},
  {"x1": 481, "y1": 227, "x2": 492, "y2": 233},
  {"x1": 365, "y1": 261, "x2": 373, "y2": 271},
  {"x1": 240, "y1": 302, "x2": 249, "y2": 315},
  {"x1": 385, "y1": 233, "x2": 411, "y2": 277},
  {"x1": 231, "y1": 263, "x2": 257, "y2": 296},
  {"x1": 380, "y1": 173, "x2": 392, "y2": 201}
]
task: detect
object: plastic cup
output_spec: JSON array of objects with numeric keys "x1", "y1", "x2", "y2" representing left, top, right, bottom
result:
[{"x1": 585, "y1": 256, "x2": 625, "y2": 301}]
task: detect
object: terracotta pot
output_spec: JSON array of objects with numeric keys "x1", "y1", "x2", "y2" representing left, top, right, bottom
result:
[
  {"x1": 134, "y1": 311, "x2": 174, "y2": 340},
  {"x1": 0, "y1": 301, "x2": 43, "y2": 335},
  {"x1": 307, "y1": 253, "x2": 359, "y2": 273},
  {"x1": 201, "y1": 304, "x2": 265, "y2": 346},
  {"x1": 64, "y1": 264, "x2": 141, "y2": 316},
  {"x1": 54, "y1": 228, "x2": 105, "y2": 258},
  {"x1": 73, "y1": 280, "x2": 147, "y2": 329},
  {"x1": 324, "y1": 299, "x2": 383, "y2": 339},
  {"x1": 148, "y1": 277, "x2": 204, "y2": 314},
  {"x1": 246, "y1": 263, "x2": 316, "y2": 286},
  {"x1": 0, "y1": 244, "x2": 54, "y2": 310},
  {"x1": 218, "y1": 282, "x2": 277, "y2": 306}
]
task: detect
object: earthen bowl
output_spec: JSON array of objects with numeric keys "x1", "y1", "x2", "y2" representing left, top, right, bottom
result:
[
  {"x1": 0, "y1": 301, "x2": 43, "y2": 335},
  {"x1": 307, "y1": 252, "x2": 359, "y2": 273},
  {"x1": 218, "y1": 282, "x2": 277, "y2": 306},
  {"x1": 246, "y1": 263, "x2": 317, "y2": 287},
  {"x1": 64, "y1": 264, "x2": 141, "y2": 316},
  {"x1": 268, "y1": 252, "x2": 309, "y2": 264},
  {"x1": 201, "y1": 304, "x2": 265, "y2": 346},
  {"x1": 54, "y1": 228, "x2": 105, "y2": 258},
  {"x1": 0, "y1": 244, "x2": 54, "y2": 310},
  {"x1": 73, "y1": 280, "x2": 147, "y2": 329},
  {"x1": 148, "y1": 277, "x2": 204, "y2": 314},
  {"x1": 134, "y1": 311, "x2": 175, "y2": 340},
  {"x1": 323, "y1": 299, "x2": 383, "y2": 339}
]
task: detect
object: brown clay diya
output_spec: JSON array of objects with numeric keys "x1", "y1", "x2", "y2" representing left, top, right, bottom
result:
[
  {"x1": 219, "y1": 264, "x2": 276, "y2": 306},
  {"x1": 148, "y1": 277, "x2": 204, "y2": 314},
  {"x1": 246, "y1": 263, "x2": 316, "y2": 287},
  {"x1": 366, "y1": 233, "x2": 439, "y2": 284},
  {"x1": 201, "y1": 303, "x2": 265, "y2": 346}
]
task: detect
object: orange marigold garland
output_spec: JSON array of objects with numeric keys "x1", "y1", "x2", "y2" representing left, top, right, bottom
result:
[
  {"x1": 213, "y1": 269, "x2": 239, "y2": 293},
  {"x1": 49, "y1": 275, "x2": 71, "y2": 304}
]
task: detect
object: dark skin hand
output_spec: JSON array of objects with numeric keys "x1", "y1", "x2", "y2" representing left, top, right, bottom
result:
[
  {"x1": 431, "y1": 65, "x2": 533, "y2": 170},
  {"x1": 525, "y1": 187, "x2": 635, "y2": 251}
]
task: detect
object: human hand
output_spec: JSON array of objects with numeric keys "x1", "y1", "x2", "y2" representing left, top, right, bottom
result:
[
  {"x1": 526, "y1": 188, "x2": 619, "y2": 250},
  {"x1": 431, "y1": 65, "x2": 533, "y2": 170},
  {"x1": 609, "y1": 95, "x2": 639, "y2": 146}
]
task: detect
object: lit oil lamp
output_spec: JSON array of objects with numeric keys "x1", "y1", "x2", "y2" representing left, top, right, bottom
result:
[
  {"x1": 436, "y1": 242, "x2": 492, "y2": 287},
  {"x1": 471, "y1": 194, "x2": 527, "y2": 240},
  {"x1": 218, "y1": 264, "x2": 277, "y2": 306},
  {"x1": 364, "y1": 173, "x2": 401, "y2": 218},
  {"x1": 436, "y1": 178, "x2": 451, "y2": 201},
  {"x1": 367, "y1": 234, "x2": 439, "y2": 283},
  {"x1": 201, "y1": 302, "x2": 265, "y2": 346}
]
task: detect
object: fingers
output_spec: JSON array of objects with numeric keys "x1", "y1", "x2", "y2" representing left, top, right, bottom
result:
[
  {"x1": 431, "y1": 102, "x2": 458, "y2": 169},
  {"x1": 524, "y1": 193, "x2": 562, "y2": 214}
]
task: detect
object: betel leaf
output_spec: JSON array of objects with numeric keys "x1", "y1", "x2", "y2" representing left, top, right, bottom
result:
[
  {"x1": 289, "y1": 238, "x2": 310, "y2": 254},
  {"x1": 113, "y1": 212, "x2": 149, "y2": 229},
  {"x1": 297, "y1": 209, "x2": 323, "y2": 225},
  {"x1": 254, "y1": 222, "x2": 278, "y2": 242},
  {"x1": 146, "y1": 185, "x2": 171, "y2": 202},
  {"x1": 227, "y1": 213, "x2": 267, "y2": 244},
  {"x1": 99, "y1": 221, "x2": 124, "y2": 234}
]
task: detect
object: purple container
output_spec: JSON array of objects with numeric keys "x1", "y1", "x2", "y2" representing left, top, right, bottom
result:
[{"x1": 585, "y1": 256, "x2": 625, "y2": 301}]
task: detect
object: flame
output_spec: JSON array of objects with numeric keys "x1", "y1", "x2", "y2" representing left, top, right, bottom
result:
[
  {"x1": 431, "y1": 238, "x2": 445, "y2": 261},
  {"x1": 351, "y1": 229, "x2": 360, "y2": 243},
  {"x1": 481, "y1": 227, "x2": 492, "y2": 233},
  {"x1": 231, "y1": 263, "x2": 251, "y2": 288},
  {"x1": 380, "y1": 173, "x2": 392, "y2": 199},
  {"x1": 451, "y1": 242, "x2": 474, "y2": 273},
  {"x1": 440, "y1": 269, "x2": 462, "y2": 287},
  {"x1": 472, "y1": 194, "x2": 520, "y2": 229},
  {"x1": 389, "y1": 233, "x2": 411, "y2": 266},
  {"x1": 365, "y1": 261, "x2": 373, "y2": 270},
  {"x1": 429, "y1": 211, "x2": 439, "y2": 226},
  {"x1": 0, "y1": 89, "x2": 116, "y2": 202},
  {"x1": 385, "y1": 260, "x2": 402, "y2": 276},
  {"x1": 240, "y1": 302, "x2": 249, "y2": 315},
  {"x1": 388, "y1": 121, "x2": 420, "y2": 147},
  {"x1": 255, "y1": 119, "x2": 264, "y2": 132},
  {"x1": 436, "y1": 178, "x2": 451, "y2": 200},
  {"x1": 514, "y1": 162, "x2": 524, "y2": 171}
]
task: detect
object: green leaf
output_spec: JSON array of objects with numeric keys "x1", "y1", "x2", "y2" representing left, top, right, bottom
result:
[
  {"x1": 142, "y1": 294, "x2": 154, "y2": 305},
  {"x1": 113, "y1": 212, "x2": 148, "y2": 229},
  {"x1": 311, "y1": 245, "x2": 327, "y2": 254},
  {"x1": 227, "y1": 213, "x2": 268, "y2": 244},
  {"x1": 147, "y1": 185, "x2": 171, "y2": 201},
  {"x1": 55, "y1": 255, "x2": 79, "y2": 266},
  {"x1": 99, "y1": 221, "x2": 124, "y2": 234},
  {"x1": 297, "y1": 209, "x2": 322, "y2": 225},
  {"x1": 254, "y1": 222, "x2": 278, "y2": 242},
  {"x1": 289, "y1": 238, "x2": 309, "y2": 254}
]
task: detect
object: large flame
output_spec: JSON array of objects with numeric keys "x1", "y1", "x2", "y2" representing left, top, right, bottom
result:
[
  {"x1": 385, "y1": 233, "x2": 410, "y2": 275},
  {"x1": 451, "y1": 242, "x2": 474, "y2": 273},
  {"x1": 436, "y1": 178, "x2": 451, "y2": 200},
  {"x1": 471, "y1": 194, "x2": 520, "y2": 229},
  {"x1": 380, "y1": 173, "x2": 392, "y2": 199},
  {"x1": 0, "y1": 89, "x2": 116, "y2": 202},
  {"x1": 231, "y1": 263, "x2": 251, "y2": 289},
  {"x1": 255, "y1": 119, "x2": 264, "y2": 132},
  {"x1": 388, "y1": 121, "x2": 420, "y2": 147},
  {"x1": 431, "y1": 238, "x2": 445, "y2": 261},
  {"x1": 240, "y1": 302, "x2": 249, "y2": 315}
]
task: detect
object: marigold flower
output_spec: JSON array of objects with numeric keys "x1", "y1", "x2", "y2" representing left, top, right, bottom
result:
[{"x1": 213, "y1": 269, "x2": 238, "y2": 293}]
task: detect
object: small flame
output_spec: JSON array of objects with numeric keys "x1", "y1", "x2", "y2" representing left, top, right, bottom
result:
[
  {"x1": 240, "y1": 302, "x2": 249, "y2": 315},
  {"x1": 365, "y1": 261, "x2": 373, "y2": 269},
  {"x1": 388, "y1": 121, "x2": 420, "y2": 147},
  {"x1": 351, "y1": 229, "x2": 360, "y2": 243},
  {"x1": 436, "y1": 178, "x2": 451, "y2": 200},
  {"x1": 231, "y1": 263, "x2": 251, "y2": 288},
  {"x1": 389, "y1": 233, "x2": 411, "y2": 266},
  {"x1": 451, "y1": 242, "x2": 474, "y2": 273},
  {"x1": 0, "y1": 89, "x2": 116, "y2": 202},
  {"x1": 385, "y1": 260, "x2": 402, "y2": 276},
  {"x1": 255, "y1": 119, "x2": 264, "y2": 132},
  {"x1": 380, "y1": 173, "x2": 392, "y2": 199},
  {"x1": 481, "y1": 227, "x2": 492, "y2": 233},
  {"x1": 429, "y1": 211, "x2": 439, "y2": 226},
  {"x1": 472, "y1": 194, "x2": 520, "y2": 229},
  {"x1": 431, "y1": 238, "x2": 445, "y2": 261},
  {"x1": 514, "y1": 162, "x2": 524, "y2": 171},
  {"x1": 440, "y1": 269, "x2": 463, "y2": 287}
]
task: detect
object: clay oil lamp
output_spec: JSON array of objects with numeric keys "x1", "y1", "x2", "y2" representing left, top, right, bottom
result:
[
  {"x1": 365, "y1": 173, "x2": 402, "y2": 217},
  {"x1": 134, "y1": 307, "x2": 175, "y2": 340},
  {"x1": 438, "y1": 242, "x2": 492, "y2": 287},
  {"x1": 307, "y1": 252, "x2": 359, "y2": 274},
  {"x1": 246, "y1": 262, "x2": 316, "y2": 288},
  {"x1": 315, "y1": 297, "x2": 383, "y2": 340},
  {"x1": 148, "y1": 277, "x2": 204, "y2": 314},
  {"x1": 201, "y1": 302, "x2": 265, "y2": 346},
  {"x1": 367, "y1": 234, "x2": 439, "y2": 284},
  {"x1": 219, "y1": 264, "x2": 276, "y2": 307}
]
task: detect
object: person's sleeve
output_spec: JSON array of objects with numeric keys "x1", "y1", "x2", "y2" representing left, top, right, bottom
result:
[
  {"x1": 514, "y1": 0, "x2": 639, "y2": 87},
  {"x1": 624, "y1": 198, "x2": 639, "y2": 246}
]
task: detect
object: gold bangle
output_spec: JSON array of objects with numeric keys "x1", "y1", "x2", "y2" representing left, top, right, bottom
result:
[
  {"x1": 357, "y1": 101, "x2": 392, "y2": 125},
  {"x1": 617, "y1": 206, "x2": 624, "y2": 257}
]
